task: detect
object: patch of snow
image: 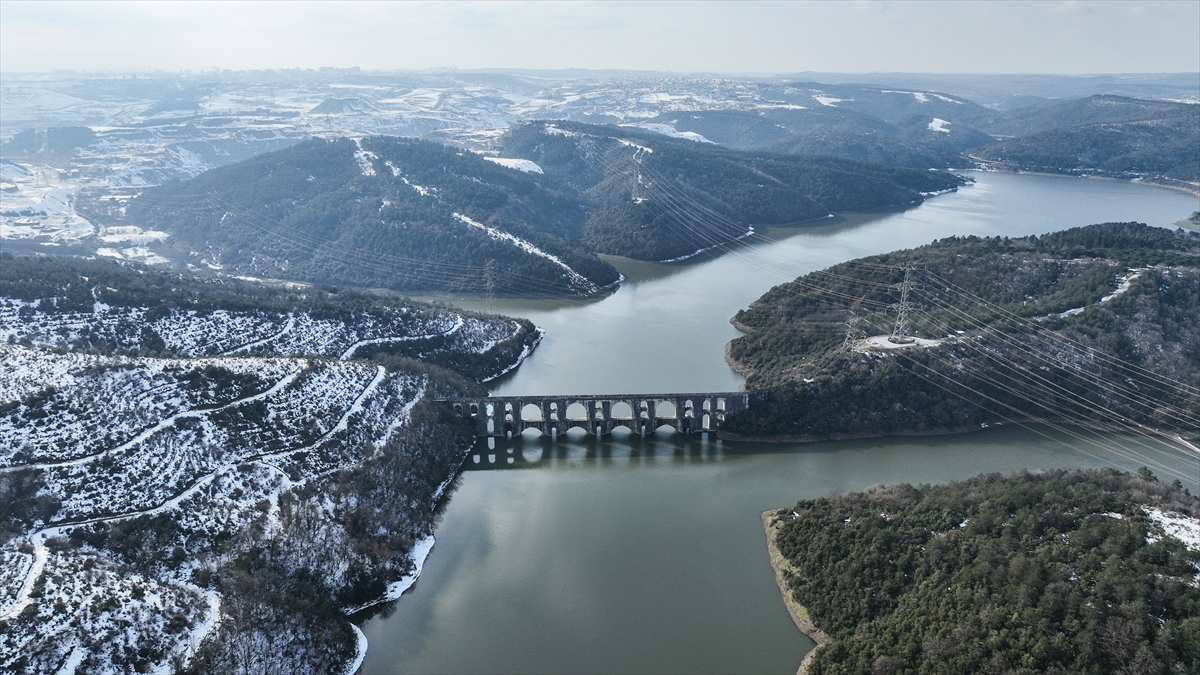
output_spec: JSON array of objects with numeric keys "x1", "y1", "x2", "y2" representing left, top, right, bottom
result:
[
  {"x1": 616, "y1": 138, "x2": 654, "y2": 153},
  {"x1": 543, "y1": 125, "x2": 580, "y2": 137},
  {"x1": 343, "y1": 535, "x2": 436, "y2": 614},
  {"x1": 54, "y1": 645, "x2": 85, "y2": 675},
  {"x1": 658, "y1": 226, "x2": 756, "y2": 263},
  {"x1": 452, "y1": 213, "x2": 598, "y2": 294},
  {"x1": 1144, "y1": 507, "x2": 1200, "y2": 551},
  {"x1": 931, "y1": 93, "x2": 963, "y2": 104},
  {"x1": 98, "y1": 225, "x2": 169, "y2": 245},
  {"x1": 345, "y1": 623, "x2": 368, "y2": 675},
  {"x1": 858, "y1": 335, "x2": 946, "y2": 351},
  {"x1": 483, "y1": 157, "x2": 544, "y2": 173},
  {"x1": 928, "y1": 118, "x2": 951, "y2": 133},
  {"x1": 619, "y1": 123, "x2": 714, "y2": 144},
  {"x1": 882, "y1": 90, "x2": 930, "y2": 103},
  {"x1": 1101, "y1": 268, "x2": 1146, "y2": 303},
  {"x1": 482, "y1": 328, "x2": 543, "y2": 382},
  {"x1": 813, "y1": 96, "x2": 845, "y2": 107},
  {"x1": 1047, "y1": 268, "x2": 1146, "y2": 319},
  {"x1": 352, "y1": 138, "x2": 377, "y2": 176}
]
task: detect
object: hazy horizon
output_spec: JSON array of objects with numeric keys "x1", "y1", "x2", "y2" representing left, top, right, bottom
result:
[{"x1": 2, "y1": 1, "x2": 1197, "y2": 75}]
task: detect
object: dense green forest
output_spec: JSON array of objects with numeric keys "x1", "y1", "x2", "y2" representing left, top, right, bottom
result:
[
  {"x1": 768, "y1": 469, "x2": 1200, "y2": 674},
  {"x1": 724, "y1": 223, "x2": 1200, "y2": 440},
  {"x1": 108, "y1": 123, "x2": 963, "y2": 294}
]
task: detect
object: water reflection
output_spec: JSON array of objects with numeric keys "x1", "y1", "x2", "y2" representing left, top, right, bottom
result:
[
  {"x1": 463, "y1": 425, "x2": 1198, "y2": 488},
  {"x1": 464, "y1": 431, "x2": 728, "y2": 471}
]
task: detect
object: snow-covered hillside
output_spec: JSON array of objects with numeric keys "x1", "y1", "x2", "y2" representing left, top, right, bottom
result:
[
  {"x1": 0, "y1": 290, "x2": 532, "y2": 380},
  {"x1": 0, "y1": 279, "x2": 538, "y2": 673}
]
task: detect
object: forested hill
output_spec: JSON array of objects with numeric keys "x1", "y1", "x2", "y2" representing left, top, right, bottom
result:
[
  {"x1": 113, "y1": 128, "x2": 964, "y2": 294},
  {"x1": 498, "y1": 121, "x2": 965, "y2": 260},
  {"x1": 973, "y1": 97, "x2": 1200, "y2": 182},
  {"x1": 724, "y1": 223, "x2": 1200, "y2": 450},
  {"x1": 637, "y1": 91, "x2": 1198, "y2": 188},
  {"x1": 120, "y1": 136, "x2": 621, "y2": 297},
  {"x1": 767, "y1": 469, "x2": 1200, "y2": 674}
]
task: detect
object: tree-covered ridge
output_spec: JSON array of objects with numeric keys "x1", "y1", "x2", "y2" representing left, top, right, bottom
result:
[
  {"x1": 651, "y1": 106, "x2": 986, "y2": 170},
  {"x1": 636, "y1": 92, "x2": 1197, "y2": 189},
  {"x1": 974, "y1": 104, "x2": 1199, "y2": 182},
  {"x1": 500, "y1": 121, "x2": 965, "y2": 260},
  {"x1": 724, "y1": 224, "x2": 1200, "y2": 444},
  {"x1": 110, "y1": 125, "x2": 964, "y2": 292},
  {"x1": 119, "y1": 136, "x2": 620, "y2": 297},
  {"x1": 768, "y1": 469, "x2": 1200, "y2": 675}
]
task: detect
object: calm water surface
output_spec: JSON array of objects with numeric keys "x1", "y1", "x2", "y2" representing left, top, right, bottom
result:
[{"x1": 358, "y1": 172, "x2": 1200, "y2": 674}]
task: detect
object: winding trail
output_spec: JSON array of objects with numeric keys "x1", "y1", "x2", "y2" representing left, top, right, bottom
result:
[
  {"x1": 223, "y1": 314, "x2": 296, "y2": 355},
  {"x1": 1, "y1": 364, "x2": 307, "y2": 474},
  {"x1": 339, "y1": 316, "x2": 464, "y2": 360},
  {"x1": 0, "y1": 363, "x2": 388, "y2": 644}
]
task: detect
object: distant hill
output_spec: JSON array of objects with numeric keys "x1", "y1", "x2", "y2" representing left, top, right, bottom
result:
[
  {"x1": 498, "y1": 121, "x2": 965, "y2": 260},
  {"x1": 0, "y1": 126, "x2": 96, "y2": 162},
  {"x1": 309, "y1": 97, "x2": 382, "y2": 115},
  {"x1": 116, "y1": 125, "x2": 963, "y2": 295},
  {"x1": 648, "y1": 108, "x2": 971, "y2": 169},
  {"x1": 974, "y1": 94, "x2": 1196, "y2": 137},
  {"x1": 973, "y1": 99, "x2": 1200, "y2": 181},
  {"x1": 626, "y1": 91, "x2": 1198, "y2": 189}
]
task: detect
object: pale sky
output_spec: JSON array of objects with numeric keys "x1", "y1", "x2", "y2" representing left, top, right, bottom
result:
[{"x1": 1, "y1": 1, "x2": 1197, "y2": 75}]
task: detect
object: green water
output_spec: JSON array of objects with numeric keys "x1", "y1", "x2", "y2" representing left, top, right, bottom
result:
[{"x1": 358, "y1": 172, "x2": 1200, "y2": 674}]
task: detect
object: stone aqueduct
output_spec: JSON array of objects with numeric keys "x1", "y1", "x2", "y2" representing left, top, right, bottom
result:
[{"x1": 440, "y1": 392, "x2": 761, "y2": 439}]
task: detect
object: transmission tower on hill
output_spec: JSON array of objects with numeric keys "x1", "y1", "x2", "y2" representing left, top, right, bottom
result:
[
  {"x1": 841, "y1": 296, "x2": 867, "y2": 353},
  {"x1": 888, "y1": 264, "x2": 918, "y2": 345},
  {"x1": 484, "y1": 259, "x2": 496, "y2": 312}
]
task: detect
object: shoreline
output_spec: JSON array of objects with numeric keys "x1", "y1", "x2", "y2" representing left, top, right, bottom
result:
[
  {"x1": 761, "y1": 510, "x2": 831, "y2": 675},
  {"x1": 966, "y1": 161, "x2": 1200, "y2": 197},
  {"x1": 720, "y1": 423, "x2": 1002, "y2": 444}
]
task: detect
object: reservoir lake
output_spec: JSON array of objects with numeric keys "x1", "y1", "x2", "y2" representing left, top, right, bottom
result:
[{"x1": 357, "y1": 172, "x2": 1200, "y2": 674}]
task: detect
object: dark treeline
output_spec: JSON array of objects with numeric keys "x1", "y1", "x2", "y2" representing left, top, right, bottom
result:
[{"x1": 770, "y1": 469, "x2": 1200, "y2": 674}]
